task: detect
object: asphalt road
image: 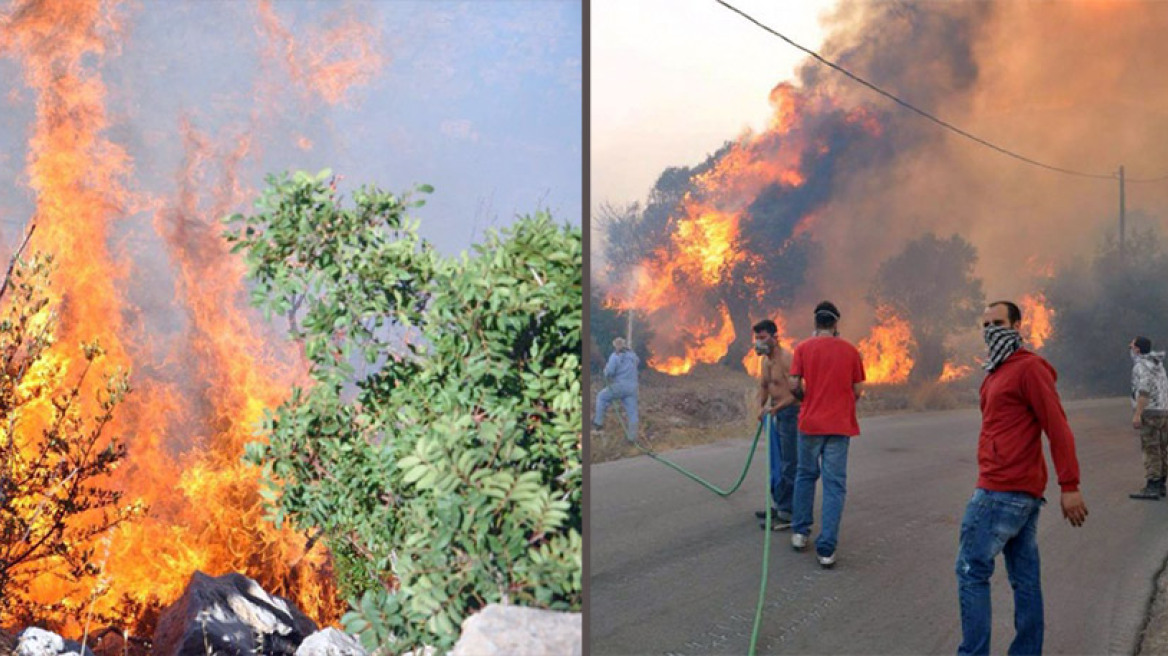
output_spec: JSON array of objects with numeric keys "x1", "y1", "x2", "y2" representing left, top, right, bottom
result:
[{"x1": 589, "y1": 398, "x2": 1168, "y2": 655}]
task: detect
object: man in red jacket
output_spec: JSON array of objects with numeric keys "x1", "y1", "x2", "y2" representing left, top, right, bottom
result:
[{"x1": 956, "y1": 300, "x2": 1088, "y2": 656}]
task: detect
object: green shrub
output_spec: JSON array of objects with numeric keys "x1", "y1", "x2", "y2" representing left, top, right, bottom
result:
[{"x1": 225, "y1": 171, "x2": 581, "y2": 653}]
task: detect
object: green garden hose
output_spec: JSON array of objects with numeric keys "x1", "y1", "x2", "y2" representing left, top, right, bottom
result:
[
  {"x1": 607, "y1": 406, "x2": 774, "y2": 655},
  {"x1": 640, "y1": 420, "x2": 765, "y2": 496}
]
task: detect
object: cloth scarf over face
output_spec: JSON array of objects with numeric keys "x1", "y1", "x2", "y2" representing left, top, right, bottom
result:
[{"x1": 983, "y1": 325, "x2": 1023, "y2": 372}]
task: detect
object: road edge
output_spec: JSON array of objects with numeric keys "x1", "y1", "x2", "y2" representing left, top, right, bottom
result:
[{"x1": 1133, "y1": 546, "x2": 1168, "y2": 655}]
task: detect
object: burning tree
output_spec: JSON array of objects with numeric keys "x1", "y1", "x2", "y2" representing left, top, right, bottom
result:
[
  {"x1": 598, "y1": 128, "x2": 824, "y2": 373},
  {"x1": 868, "y1": 233, "x2": 984, "y2": 383},
  {"x1": 0, "y1": 247, "x2": 141, "y2": 628},
  {"x1": 226, "y1": 171, "x2": 581, "y2": 652}
]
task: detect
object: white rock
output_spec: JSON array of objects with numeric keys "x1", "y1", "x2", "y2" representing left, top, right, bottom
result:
[
  {"x1": 294, "y1": 628, "x2": 367, "y2": 656},
  {"x1": 15, "y1": 628, "x2": 64, "y2": 656},
  {"x1": 450, "y1": 605, "x2": 581, "y2": 656},
  {"x1": 14, "y1": 628, "x2": 91, "y2": 656}
]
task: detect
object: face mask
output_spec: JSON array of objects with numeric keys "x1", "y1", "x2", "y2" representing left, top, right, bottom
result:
[
  {"x1": 753, "y1": 339, "x2": 773, "y2": 355},
  {"x1": 982, "y1": 326, "x2": 995, "y2": 347},
  {"x1": 983, "y1": 324, "x2": 1023, "y2": 371},
  {"x1": 982, "y1": 325, "x2": 1018, "y2": 346}
]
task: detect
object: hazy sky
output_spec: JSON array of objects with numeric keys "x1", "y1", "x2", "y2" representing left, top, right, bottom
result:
[
  {"x1": 0, "y1": 1, "x2": 582, "y2": 255},
  {"x1": 591, "y1": 0, "x2": 836, "y2": 214}
]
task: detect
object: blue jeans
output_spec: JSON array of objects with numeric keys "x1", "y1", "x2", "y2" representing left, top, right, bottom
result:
[
  {"x1": 956, "y1": 488, "x2": 1044, "y2": 656},
  {"x1": 792, "y1": 433, "x2": 849, "y2": 556},
  {"x1": 768, "y1": 406, "x2": 799, "y2": 517},
  {"x1": 595, "y1": 386, "x2": 637, "y2": 439}
]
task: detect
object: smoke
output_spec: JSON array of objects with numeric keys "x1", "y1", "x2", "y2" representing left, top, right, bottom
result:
[
  {"x1": 602, "y1": 1, "x2": 1168, "y2": 372},
  {"x1": 807, "y1": 1, "x2": 1168, "y2": 301}
]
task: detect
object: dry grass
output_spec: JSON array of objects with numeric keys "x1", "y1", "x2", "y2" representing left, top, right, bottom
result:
[{"x1": 589, "y1": 365, "x2": 983, "y2": 463}]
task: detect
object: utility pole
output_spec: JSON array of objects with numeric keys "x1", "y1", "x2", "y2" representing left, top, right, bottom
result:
[{"x1": 1119, "y1": 165, "x2": 1126, "y2": 260}]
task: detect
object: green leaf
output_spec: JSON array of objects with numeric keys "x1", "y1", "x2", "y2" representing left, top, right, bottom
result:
[{"x1": 229, "y1": 185, "x2": 582, "y2": 653}]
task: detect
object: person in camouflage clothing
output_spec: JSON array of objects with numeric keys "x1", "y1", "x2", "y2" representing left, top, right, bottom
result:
[{"x1": 1130, "y1": 336, "x2": 1168, "y2": 499}]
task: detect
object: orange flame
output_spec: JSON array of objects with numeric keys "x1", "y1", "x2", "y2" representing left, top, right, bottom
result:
[
  {"x1": 939, "y1": 361, "x2": 973, "y2": 382},
  {"x1": 670, "y1": 201, "x2": 743, "y2": 286},
  {"x1": 0, "y1": 0, "x2": 385, "y2": 636},
  {"x1": 858, "y1": 308, "x2": 915, "y2": 385},
  {"x1": 612, "y1": 83, "x2": 830, "y2": 373},
  {"x1": 646, "y1": 303, "x2": 736, "y2": 375},
  {"x1": 1020, "y1": 292, "x2": 1054, "y2": 349}
]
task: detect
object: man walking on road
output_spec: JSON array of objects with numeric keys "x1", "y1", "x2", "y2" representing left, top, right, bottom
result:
[
  {"x1": 750, "y1": 319, "x2": 800, "y2": 531},
  {"x1": 956, "y1": 301, "x2": 1087, "y2": 656},
  {"x1": 789, "y1": 301, "x2": 865, "y2": 568},
  {"x1": 1129, "y1": 335, "x2": 1168, "y2": 500},
  {"x1": 593, "y1": 337, "x2": 640, "y2": 442}
]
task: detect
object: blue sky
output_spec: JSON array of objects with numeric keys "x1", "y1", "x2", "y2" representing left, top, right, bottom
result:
[{"x1": 0, "y1": 0, "x2": 582, "y2": 256}]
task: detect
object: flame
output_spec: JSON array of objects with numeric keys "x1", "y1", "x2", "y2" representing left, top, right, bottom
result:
[
  {"x1": 857, "y1": 308, "x2": 915, "y2": 385},
  {"x1": 0, "y1": 0, "x2": 386, "y2": 636},
  {"x1": 646, "y1": 302, "x2": 736, "y2": 375},
  {"x1": 940, "y1": 361, "x2": 973, "y2": 382},
  {"x1": 1020, "y1": 292, "x2": 1054, "y2": 349},
  {"x1": 670, "y1": 201, "x2": 743, "y2": 286},
  {"x1": 1, "y1": 0, "x2": 134, "y2": 624},
  {"x1": 611, "y1": 83, "x2": 839, "y2": 373}
]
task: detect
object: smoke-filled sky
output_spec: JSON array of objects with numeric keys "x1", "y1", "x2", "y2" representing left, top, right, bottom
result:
[
  {"x1": 0, "y1": 0, "x2": 582, "y2": 256},
  {"x1": 594, "y1": 0, "x2": 1168, "y2": 288},
  {"x1": 592, "y1": 0, "x2": 1168, "y2": 374},
  {"x1": 591, "y1": 0, "x2": 833, "y2": 214}
]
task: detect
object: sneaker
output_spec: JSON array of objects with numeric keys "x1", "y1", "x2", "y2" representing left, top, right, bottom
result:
[
  {"x1": 817, "y1": 552, "x2": 836, "y2": 568},
  {"x1": 791, "y1": 533, "x2": 808, "y2": 551},
  {"x1": 591, "y1": 422, "x2": 604, "y2": 432},
  {"x1": 754, "y1": 508, "x2": 789, "y2": 521}
]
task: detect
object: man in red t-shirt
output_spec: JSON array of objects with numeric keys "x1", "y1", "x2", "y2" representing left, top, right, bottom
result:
[
  {"x1": 789, "y1": 301, "x2": 865, "y2": 568},
  {"x1": 956, "y1": 301, "x2": 1088, "y2": 656}
]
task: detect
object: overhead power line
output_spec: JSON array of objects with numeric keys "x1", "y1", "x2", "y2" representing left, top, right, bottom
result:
[{"x1": 714, "y1": 0, "x2": 1168, "y2": 184}]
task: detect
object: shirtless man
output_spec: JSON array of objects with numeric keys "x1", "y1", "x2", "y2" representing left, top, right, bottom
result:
[{"x1": 752, "y1": 319, "x2": 800, "y2": 531}]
